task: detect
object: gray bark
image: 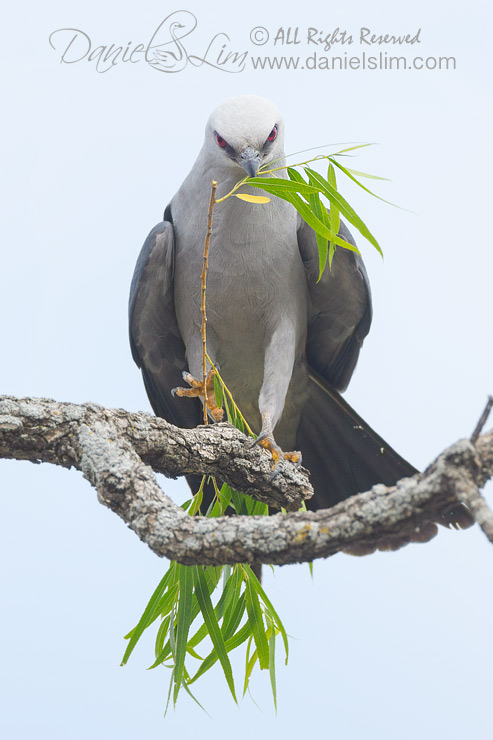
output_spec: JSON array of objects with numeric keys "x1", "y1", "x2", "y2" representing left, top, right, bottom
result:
[{"x1": 1, "y1": 395, "x2": 492, "y2": 566}]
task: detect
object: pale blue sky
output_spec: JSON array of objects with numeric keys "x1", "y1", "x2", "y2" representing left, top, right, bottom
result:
[{"x1": 1, "y1": 1, "x2": 492, "y2": 737}]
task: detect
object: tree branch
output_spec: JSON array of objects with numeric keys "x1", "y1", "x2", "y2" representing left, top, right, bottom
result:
[
  {"x1": 0, "y1": 396, "x2": 311, "y2": 510},
  {"x1": 1, "y1": 395, "x2": 492, "y2": 566}
]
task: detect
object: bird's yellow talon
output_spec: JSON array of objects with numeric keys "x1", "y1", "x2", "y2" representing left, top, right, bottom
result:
[
  {"x1": 256, "y1": 433, "x2": 300, "y2": 468},
  {"x1": 172, "y1": 368, "x2": 224, "y2": 422}
]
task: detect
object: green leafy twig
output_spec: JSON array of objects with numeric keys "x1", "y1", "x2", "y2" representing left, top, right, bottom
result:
[
  {"x1": 243, "y1": 144, "x2": 391, "y2": 276},
  {"x1": 122, "y1": 551, "x2": 287, "y2": 713}
]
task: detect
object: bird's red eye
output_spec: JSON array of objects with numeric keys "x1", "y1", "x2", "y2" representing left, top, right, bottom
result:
[
  {"x1": 268, "y1": 126, "x2": 278, "y2": 142},
  {"x1": 215, "y1": 133, "x2": 227, "y2": 147}
]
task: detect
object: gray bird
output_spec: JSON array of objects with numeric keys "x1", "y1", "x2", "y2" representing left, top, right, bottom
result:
[{"x1": 129, "y1": 95, "x2": 470, "y2": 527}]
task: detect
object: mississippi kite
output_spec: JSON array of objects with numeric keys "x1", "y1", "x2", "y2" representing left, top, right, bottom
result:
[{"x1": 129, "y1": 95, "x2": 470, "y2": 528}]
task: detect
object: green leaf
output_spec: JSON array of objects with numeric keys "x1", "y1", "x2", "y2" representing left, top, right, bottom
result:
[
  {"x1": 189, "y1": 622, "x2": 252, "y2": 685},
  {"x1": 344, "y1": 168, "x2": 389, "y2": 181},
  {"x1": 222, "y1": 565, "x2": 232, "y2": 586},
  {"x1": 187, "y1": 566, "x2": 237, "y2": 650},
  {"x1": 217, "y1": 483, "x2": 232, "y2": 514},
  {"x1": 287, "y1": 167, "x2": 307, "y2": 184},
  {"x1": 247, "y1": 177, "x2": 320, "y2": 198},
  {"x1": 304, "y1": 167, "x2": 383, "y2": 256},
  {"x1": 193, "y1": 566, "x2": 237, "y2": 702},
  {"x1": 307, "y1": 189, "x2": 330, "y2": 279},
  {"x1": 151, "y1": 563, "x2": 224, "y2": 669},
  {"x1": 224, "y1": 398, "x2": 234, "y2": 424},
  {"x1": 333, "y1": 142, "x2": 374, "y2": 155},
  {"x1": 243, "y1": 492, "x2": 257, "y2": 516},
  {"x1": 213, "y1": 374, "x2": 223, "y2": 413},
  {"x1": 222, "y1": 591, "x2": 247, "y2": 640},
  {"x1": 121, "y1": 564, "x2": 176, "y2": 665},
  {"x1": 234, "y1": 412, "x2": 245, "y2": 433},
  {"x1": 245, "y1": 578, "x2": 269, "y2": 670},
  {"x1": 329, "y1": 158, "x2": 401, "y2": 209},
  {"x1": 186, "y1": 645, "x2": 203, "y2": 660},
  {"x1": 268, "y1": 626, "x2": 277, "y2": 712},
  {"x1": 152, "y1": 614, "x2": 172, "y2": 665},
  {"x1": 189, "y1": 478, "x2": 204, "y2": 517},
  {"x1": 223, "y1": 398, "x2": 245, "y2": 434},
  {"x1": 205, "y1": 479, "x2": 223, "y2": 518},
  {"x1": 230, "y1": 488, "x2": 249, "y2": 516},
  {"x1": 168, "y1": 600, "x2": 176, "y2": 658},
  {"x1": 156, "y1": 583, "x2": 180, "y2": 618},
  {"x1": 163, "y1": 655, "x2": 175, "y2": 718},
  {"x1": 243, "y1": 636, "x2": 258, "y2": 696},
  {"x1": 173, "y1": 565, "x2": 194, "y2": 705},
  {"x1": 281, "y1": 188, "x2": 330, "y2": 238},
  {"x1": 251, "y1": 499, "x2": 269, "y2": 516},
  {"x1": 180, "y1": 674, "x2": 210, "y2": 716},
  {"x1": 246, "y1": 172, "x2": 360, "y2": 263},
  {"x1": 227, "y1": 401, "x2": 244, "y2": 432},
  {"x1": 150, "y1": 593, "x2": 202, "y2": 668},
  {"x1": 327, "y1": 164, "x2": 340, "y2": 270},
  {"x1": 204, "y1": 565, "x2": 223, "y2": 593},
  {"x1": 149, "y1": 637, "x2": 172, "y2": 668},
  {"x1": 212, "y1": 565, "x2": 236, "y2": 620},
  {"x1": 243, "y1": 566, "x2": 289, "y2": 663},
  {"x1": 206, "y1": 481, "x2": 232, "y2": 517},
  {"x1": 281, "y1": 188, "x2": 360, "y2": 255},
  {"x1": 186, "y1": 622, "x2": 209, "y2": 652}
]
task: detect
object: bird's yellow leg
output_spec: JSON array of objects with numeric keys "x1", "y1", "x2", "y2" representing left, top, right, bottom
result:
[
  {"x1": 172, "y1": 368, "x2": 224, "y2": 422},
  {"x1": 252, "y1": 412, "x2": 302, "y2": 476}
]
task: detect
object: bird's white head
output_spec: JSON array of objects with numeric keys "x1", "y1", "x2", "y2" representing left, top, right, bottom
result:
[{"x1": 204, "y1": 95, "x2": 284, "y2": 178}]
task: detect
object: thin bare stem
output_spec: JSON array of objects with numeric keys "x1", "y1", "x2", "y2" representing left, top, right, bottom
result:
[
  {"x1": 265, "y1": 142, "x2": 374, "y2": 169},
  {"x1": 471, "y1": 396, "x2": 493, "y2": 445},
  {"x1": 205, "y1": 352, "x2": 255, "y2": 437},
  {"x1": 217, "y1": 146, "x2": 377, "y2": 205},
  {"x1": 215, "y1": 153, "x2": 367, "y2": 208},
  {"x1": 457, "y1": 488, "x2": 493, "y2": 544},
  {"x1": 258, "y1": 154, "x2": 330, "y2": 176},
  {"x1": 215, "y1": 175, "x2": 250, "y2": 204},
  {"x1": 201, "y1": 180, "x2": 218, "y2": 424}
]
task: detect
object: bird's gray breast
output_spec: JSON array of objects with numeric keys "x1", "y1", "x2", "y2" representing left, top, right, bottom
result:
[{"x1": 172, "y1": 192, "x2": 307, "y2": 402}]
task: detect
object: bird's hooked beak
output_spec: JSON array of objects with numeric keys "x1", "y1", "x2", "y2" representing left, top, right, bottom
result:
[{"x1": 238, "y1": 146, "x2": 261, "y2": 178}]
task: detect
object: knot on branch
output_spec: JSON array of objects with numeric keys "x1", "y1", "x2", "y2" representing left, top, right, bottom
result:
[{"x1": 428, "y1": 438, "x2": 483, "y2": 482}]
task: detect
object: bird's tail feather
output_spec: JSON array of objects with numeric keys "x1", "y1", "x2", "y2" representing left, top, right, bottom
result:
[
  {"x1": 296, "y1": 373, "x2": 473, "y2": 530},
  {"x1": 186, "y1": 373, "x2": 472, "y2": 538},
  {"x1": 297, "y1": 372, "x2": 418, "y2": 510}
]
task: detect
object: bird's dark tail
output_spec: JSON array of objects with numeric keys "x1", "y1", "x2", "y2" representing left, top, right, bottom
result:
[
  {"x1": 296, "y1": 373, "x2": 473, "y2": 530},
  {"x1": 297, "y1": 372, "x2": 418, "y2": 510},
  {"x1": 186, "y1": 372, "x2": 472, "y2": 537}
]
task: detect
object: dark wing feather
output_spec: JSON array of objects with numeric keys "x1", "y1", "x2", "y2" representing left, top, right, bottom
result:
[
  {"x1": 297, "y1": 215, "x2": 419, "y2": 507},
  {"x1": 298, "y1": 218, "x2": 372, "y2": 391},
  {"x1": 129, "y1": 216, "x2": 201, "y2": 429}
]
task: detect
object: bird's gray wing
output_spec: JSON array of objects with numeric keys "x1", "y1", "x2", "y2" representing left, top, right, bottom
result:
[
  {"x1": 129, "y1": 213, "x2": 201, "y2": 429},
  {"x1": 296, "y1": 216, "x2": 472, "y2": 528},
  {"x1": 297, "y1": 217, "x2": 372, "y2": 392},
  {"x1": 296, "y1": 215, "x2": 419, "y2": 509}
]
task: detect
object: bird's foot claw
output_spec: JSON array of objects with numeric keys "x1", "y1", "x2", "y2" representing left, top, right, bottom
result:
[
  {"x1": 283, "y1": 450, "x2": 303, "y2": 466},
  {"x1": 171, "y1": 368, "x2": 224, "y2": 422},
  {"x1": 252, "y1": 433, "x2": 302, "y2": 474}
]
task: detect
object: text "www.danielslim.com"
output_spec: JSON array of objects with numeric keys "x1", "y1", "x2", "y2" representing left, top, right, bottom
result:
[{"x1": 250, "y1": 52, "x2": 456, "y2": 71}]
